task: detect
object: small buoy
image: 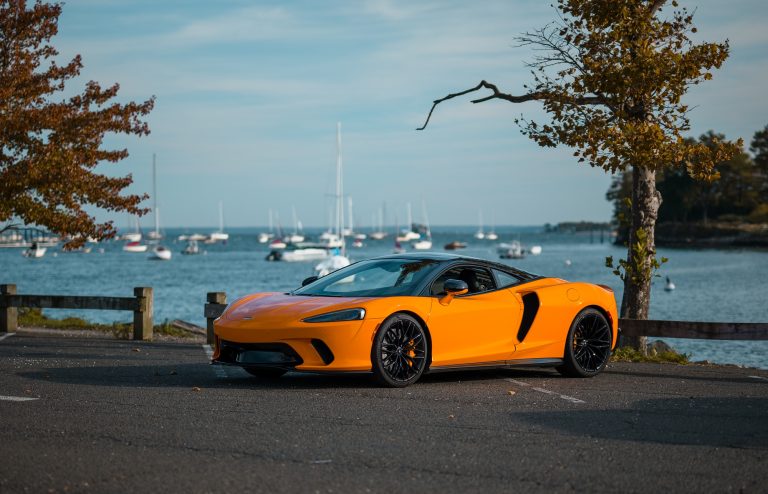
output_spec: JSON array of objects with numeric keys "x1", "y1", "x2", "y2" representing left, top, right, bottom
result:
[
  {"x1": 664, "y1": 276, "x2": 676, "y2": 291},
  {"x1": 564, "y1": 259, "x2": 572, "y2": 266}
]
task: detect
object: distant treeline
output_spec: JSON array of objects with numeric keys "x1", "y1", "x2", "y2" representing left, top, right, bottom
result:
[
  {"x1": 545, "y1": 221, "x2": 611, "y2": 233},
  {"x1": 608, "y1": 125, "x2": 768, "y2": 243}
]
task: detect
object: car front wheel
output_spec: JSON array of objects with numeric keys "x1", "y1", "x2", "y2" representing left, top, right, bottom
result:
[{"x1": 371, "y1": 313, "x2": 428, "y2": 387}]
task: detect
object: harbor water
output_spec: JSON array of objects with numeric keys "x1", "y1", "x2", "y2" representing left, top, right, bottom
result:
[{"x1": 2, "y1": 226, "x2": 767, "y2": 369}]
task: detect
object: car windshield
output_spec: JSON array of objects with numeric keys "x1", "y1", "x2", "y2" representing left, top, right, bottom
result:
[{"x1": 293, "y1": 258, "x2": 441, "y2": 297}]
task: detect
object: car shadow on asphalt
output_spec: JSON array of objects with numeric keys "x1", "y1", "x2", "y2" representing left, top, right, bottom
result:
[{"x1": 16, "y1": 363, "x2": 564, "y2": 390}]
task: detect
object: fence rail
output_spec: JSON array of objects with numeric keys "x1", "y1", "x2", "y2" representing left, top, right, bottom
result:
[
  {"x1": 619, "y1": 318, "x2": 768, "y2": 340},
  {"x1": 0, "y1": 284, "x2": 154, "y2": 340}
]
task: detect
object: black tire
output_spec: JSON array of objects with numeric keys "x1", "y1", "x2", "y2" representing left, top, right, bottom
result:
[
  {"x1": 371, "y1": 313, "x2": 428, "y2": 388},
  {"x1": 243, "y1": 367, "x2": 287, "y2": 378},
  {"x1": 558, "y1": 308, "x2": 612, "y2": 378}
]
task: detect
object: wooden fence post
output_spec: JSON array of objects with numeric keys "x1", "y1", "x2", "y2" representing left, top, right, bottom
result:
[
  {"x1": 1, "y1": 284, "x2": 17, "y2": 333},
  {"x1": 133, "y1": 287, "x2": 153, "y2": 341},
  {"x1": 206, "y1": 292, "x2": 226, "y2": 345}
]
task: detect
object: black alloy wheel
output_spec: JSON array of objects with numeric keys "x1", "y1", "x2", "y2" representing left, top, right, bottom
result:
[
  {"x1": 372, "y1": 313, "x2": 428, "y2": 387},
  {"x1": 559, "y1": 308, "x2": 612, "y2": 377}
]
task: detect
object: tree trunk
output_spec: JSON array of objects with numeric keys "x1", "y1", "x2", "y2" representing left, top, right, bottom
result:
[{"x1": 620, "y1": 165, "x2": 662, "y2": 354}]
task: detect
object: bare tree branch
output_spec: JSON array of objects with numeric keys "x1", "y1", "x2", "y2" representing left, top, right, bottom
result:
[{"x1": 417, "y1": 80, "x2": 605, "y2": 130}]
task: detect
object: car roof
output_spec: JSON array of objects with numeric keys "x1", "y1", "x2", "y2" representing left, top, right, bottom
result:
[{"x1": 370, "y1": 253, "x2": 539, "y2": 280}]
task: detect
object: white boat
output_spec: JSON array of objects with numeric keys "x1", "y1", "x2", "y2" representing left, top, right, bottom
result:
[
  {"x1": 269, "y1": 238, "x2": 287, "y2": 250},
  {"x1": 474, "y1": 210, "x2": 485, "y2": 239},
  {"x1": 397, "y1": 203, "x2": 421, "y2": 241},
  {"x1": 281, "y1": 247, "x2": 330, "y2": 262},
  {"x1": 123, "y1": 241, "x2": 148, "y2": 253},
  {"x1": 288, "y1": 207, "x2": 305, "y2": 243},
  {"x1": 121, "y1": 217, "x2": 143, "y2": 242},
  {"x1": 208, "y1": 201, "x2": 229, "y2": 242},
  {"x1": 529, "y1": 245, "x2": 543, "y2": 256},
  {"x1": 498, "y1": 240, "x2": 524, "y2": 259},
  {"x1": 22, "y1": 242, "x2": 46, "y2": 258},
  {"x1": 486, "y1": 213, "x2": 498, "y2": 240},
  {"x1": 149, "y1": 245, "x2": 172, "y2": 261},
  {"x1": 258, "y1": 209, "x2": 275, "y2": 243},
  {"x1": 352, "y1": 239, "x2": 364, "y2": 248},
  {"x1": 664, "y1": 277, "x2": 676, "y2": 291},
  {"x1": 411, "y1": 201, "x2": 432, "y2": 250},
  {"x1": 314, "y1": 122, "x2": 351, "y2": 277},
  {"x1": 182, "y1": 239, "x2": 200, "y2": 255}
]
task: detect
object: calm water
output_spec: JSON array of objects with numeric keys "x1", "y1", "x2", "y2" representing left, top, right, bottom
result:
[{"x1": 3, "y1": 226, "x2": 767, "y2": 369}]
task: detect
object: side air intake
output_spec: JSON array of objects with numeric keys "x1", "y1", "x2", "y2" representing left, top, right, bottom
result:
[{"x1": 517, "y1": 292, "x2": 540, "y2": 342}]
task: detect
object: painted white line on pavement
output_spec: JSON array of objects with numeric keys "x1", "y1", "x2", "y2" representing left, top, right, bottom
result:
[
  {"x1": 504, "y1": 378, "x2": 585, "y2": 404},
  {"x1": 0, "y1": 395, "x2": 38, "y2": 402},
  {"x1": 0, "y1": 333, "x2": 15, "y2": 342},
  {"x1": 505, "y1": 378, "x2": 531, "y2": 387},
  {"x1": 202, "y1": 344, "x2": 228, "y2": 379},
  {"x1": 749, "y1": 375, "x2": 768, "y2": 382}
]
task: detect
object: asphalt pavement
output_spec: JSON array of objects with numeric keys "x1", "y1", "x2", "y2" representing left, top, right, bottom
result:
[{"x1": 1, "y1": 331, "x2": 767, "y2": 493}]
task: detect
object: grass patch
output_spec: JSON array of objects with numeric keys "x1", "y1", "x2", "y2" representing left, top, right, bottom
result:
[
  {"x1": 18, "y1": 308, "x2": 195, "y2": 339},
  {"x1": 611, "y1": 346, "x2": 690, "y2": 364}
]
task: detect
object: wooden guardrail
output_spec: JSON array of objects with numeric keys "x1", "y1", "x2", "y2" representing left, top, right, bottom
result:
[
  {"x1": 619, "y1": 319, "x2": 768, "y2": 340},
  {"x1": 0, "y1": 284, "x2": 154, "y2": 340}
]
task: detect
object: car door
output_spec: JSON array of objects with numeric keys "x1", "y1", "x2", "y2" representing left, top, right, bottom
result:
[{"x1": 426, "y1": 265, "x2": 522, "y2": 368}]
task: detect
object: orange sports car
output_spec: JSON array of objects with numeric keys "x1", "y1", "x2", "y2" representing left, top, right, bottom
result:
[{"x1": 212, "y1": 253, "x2": 619, "y2": 387}]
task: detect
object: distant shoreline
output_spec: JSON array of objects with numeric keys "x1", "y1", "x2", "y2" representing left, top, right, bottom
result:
[{"x1": 654, "y1": 221, "x2": 768, "y2": 249}]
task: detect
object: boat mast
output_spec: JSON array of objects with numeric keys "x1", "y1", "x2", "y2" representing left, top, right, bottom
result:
[
  {"x1": 153, "y1": 153, "x2": 159, "y2": 236},
  {"x1": 218, "y1": 201, "x2": 224, "y2": 232},
  {"x1": 336, "y1": 122, "x2": 345, "y2": 256}
]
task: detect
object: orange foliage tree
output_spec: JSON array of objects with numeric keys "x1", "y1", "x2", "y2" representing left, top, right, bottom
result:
[
  {"x1": 0, "y1": 0, "x2": 154, "y2": 245},
  {"x1": 418, "y1": 0, "x2": 741, "y2": 352}
]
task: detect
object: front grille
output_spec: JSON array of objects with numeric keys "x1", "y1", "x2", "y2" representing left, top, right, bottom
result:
[{"x1": 217, "y1": 341, "x2": 303, "y2": 367}]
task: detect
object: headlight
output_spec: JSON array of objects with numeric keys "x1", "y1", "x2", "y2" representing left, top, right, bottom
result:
[{"x1": 302, "y1": 308, "x2": 366, "y2": 323}]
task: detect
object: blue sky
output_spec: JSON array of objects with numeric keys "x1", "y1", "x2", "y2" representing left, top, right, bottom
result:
[{"x1": 52, "y1": 0, "x2": 768, "y2": 230}]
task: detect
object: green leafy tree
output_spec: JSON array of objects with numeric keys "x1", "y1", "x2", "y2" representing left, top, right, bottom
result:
[
  {"x1": 418, "y1": 0, "x2": 741, "y2": 352},
  {"x1": 0, "y1": 0, "x2": 154, "y2": 246}
]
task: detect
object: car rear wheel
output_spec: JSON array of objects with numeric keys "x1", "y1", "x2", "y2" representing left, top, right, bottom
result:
[
  {"x1": 559, "y1": 308, "x2": 612, "y2": 377},
  {"x1": 243, "y1": 367, "x2": 287, "y2": 378},
  {"x1": 372, "y1": 313, "x2": 428, "y2": 388}
]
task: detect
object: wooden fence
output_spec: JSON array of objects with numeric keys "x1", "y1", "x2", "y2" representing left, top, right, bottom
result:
[
  {"x1": 4, "y1": 285, "x2": 767, "y2": 345},
  {"x1": 203, "y1": 290, "x2": 768, "y2": 344},
  {"x1": 0, "y1": 284, "x2": 154, "y2": 340}
]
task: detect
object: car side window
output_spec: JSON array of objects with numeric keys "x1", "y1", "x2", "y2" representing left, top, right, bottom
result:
[
  {"x1": 430, "y1": 266, "x2": 496, "y2": 296},
  {"x1": 492, "y1": 268, "x2": 522, "y2": 288}
]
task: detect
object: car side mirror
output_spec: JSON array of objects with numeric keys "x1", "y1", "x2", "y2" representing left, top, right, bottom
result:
[
  {"x1": 440, "y1": 279, "x2": 468, "y2": 305},
  {"x1": 302, "y1": 276, "x2": 318, "y2": 287}
]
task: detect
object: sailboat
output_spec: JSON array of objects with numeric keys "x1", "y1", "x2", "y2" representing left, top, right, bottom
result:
[
  {"x1": 369, "y1": 206, "x2": 388, "y2": 240},
  {"x1": 208, "y1": 201, "x2": 229, "y2": 243},
  {"x1": 146, "y1": 154, "x2": 163, "y2": 241},
  {"x1": 287, "y1": 206, "x2": 305, "y2": 244},
  {"x1": 397, "y1": 203, "x2": 421, "y2": 241},
  {"x1": 147, "y1": 155, "x2": 172, "y2": 260},
  {"x1": 486, "y1": 212, "x2": 498, "y2": 240},
  {"x1": 123, "y1": 216, "x2": 147, "y2": 252},
  {"x1": 22, "y1": 242, "x2": 46, "y2": 258},
  {"x1": 257, "y1": 209, "x2": 275, "y2": 244},
  {"x1": 474, "y1": 210, "x2": 485, "y2": 239},
  {"x1": 412, "y1": 201, "x2": 432, "y2": 250},
  {"x1": 315, "y1": 122, "x2": 351, "y2": 276}
]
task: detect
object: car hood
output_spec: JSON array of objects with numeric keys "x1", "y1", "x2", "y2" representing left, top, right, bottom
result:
[{"x1": 221, "y1": 292, "x2": 369, "y2": 324}]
